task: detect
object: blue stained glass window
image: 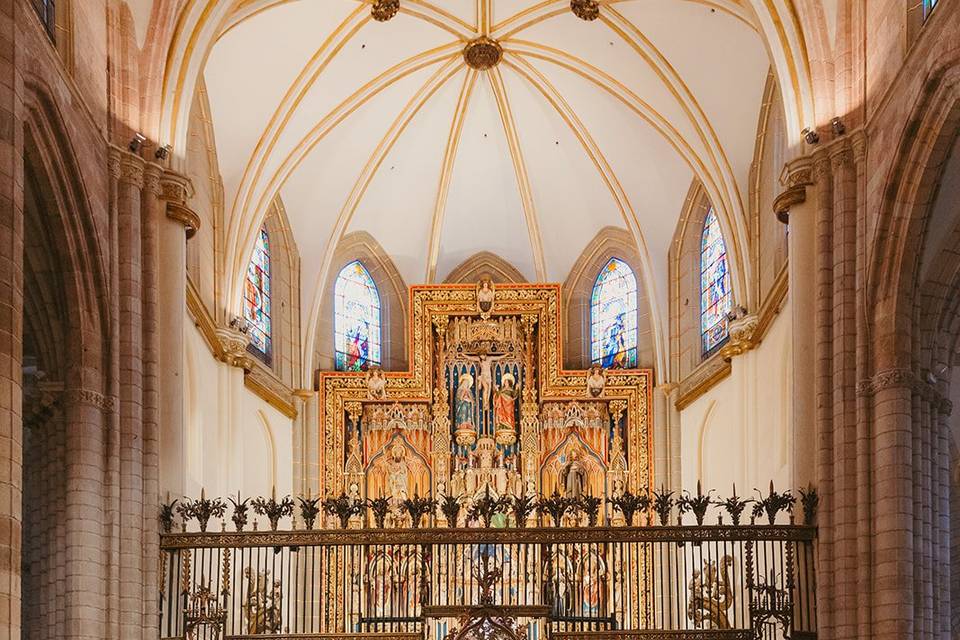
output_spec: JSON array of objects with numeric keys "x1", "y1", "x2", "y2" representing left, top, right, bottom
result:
[
  {"x1": 700, "y1": 208, "x2": 732, "y2": 356},
  {"x1": 335, "y1": 261, "x2": 382, "y2": 371},
  {"x1": 590, "y1": 258, "x2": 638, "y2": 369},
  {"x1": 924, "y1": 0, "x2": 938, "y2": 18},
  {"x1": 243, "y1": 227, "x2": 273, "y2": 360}
]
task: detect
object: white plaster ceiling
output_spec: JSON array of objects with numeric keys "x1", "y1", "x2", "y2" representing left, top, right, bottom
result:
[{"x1": 200, "y1": 0, "x2": 772, "y2": 367}]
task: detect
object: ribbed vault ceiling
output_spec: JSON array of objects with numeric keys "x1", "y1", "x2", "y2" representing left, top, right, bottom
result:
[{"x1": 197, "y1": 0, "x2": 774, "y2": 371}]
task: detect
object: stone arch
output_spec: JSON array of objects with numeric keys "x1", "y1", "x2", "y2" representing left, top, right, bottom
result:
[
  {"x1": 443, "y1": 251, "x2": 527, "y2": 285},
  {"x1": 872, "y1": 63, "x2": 960, "y2": 367},
  {"x1": 669, "y1": 180, "x2": 737, "y2": 381},
  {"x1": 562, "y1": 227, "x2": 655, "y2": 371},
  {"x1": 20, "y1": 78, "x2": 113, "y2": 640},
  {"x1": 865, "y1": 56, "x2": 960, "y2": 637},
  {"x1": 313, "y1": 231, "x2": 408, "y2": 374}
]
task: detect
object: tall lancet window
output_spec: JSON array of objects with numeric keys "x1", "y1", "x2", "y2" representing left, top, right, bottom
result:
[
  {"x1": 925, "y1": 0, "x2": 938, "y2": 18},
  {"x1": 335, "y1": 261, "x2": 382, "y2": 371},
  {"x1": 590, "y1": 258, "x2": 638, "y2": 368},
  {"x1": 700, "y1": 208, "x2": 733, "y2": 356},
  {"x1": 244, "y1": 227, "x2": 273, "y2": 361}
]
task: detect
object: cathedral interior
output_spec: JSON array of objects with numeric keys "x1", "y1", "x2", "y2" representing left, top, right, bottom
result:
[{"x1": 2, "y1": 0, "x2": 960, "y2": 638}]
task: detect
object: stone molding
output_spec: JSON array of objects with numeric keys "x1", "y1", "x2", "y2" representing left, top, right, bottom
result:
[
  {"x1": 856, "y1": 367, "x2": 953, "y2": 415},
  {"x1": 245, "y1": 362, "x2": 298, "y2": 419},
  {"x1": 159, "y1": 169, "x2": 194, "y2": 204},
  {"x1": 773, "y1": 158, "x2": 813, "y2": 224},
  {"x1": 676, "y1": 353, "x2": 732, "y2": 410},
  {"x1": 167, "y1": 202, "x2": 201, "y2": 239}
]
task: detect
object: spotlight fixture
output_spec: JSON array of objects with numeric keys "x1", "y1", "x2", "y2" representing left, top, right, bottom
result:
[
  {"x1": 155, "y1": 144, "x2": 172, "y2": 161},
  {"x1": 801, "y1": 127, "x2": 820, "y2": 145},
  {"x1": 128, "y1": 132, "x2": 147, "y2": 153},
  {"x1": 831, "y1": 117, "x2": 846, "y2": 136}
]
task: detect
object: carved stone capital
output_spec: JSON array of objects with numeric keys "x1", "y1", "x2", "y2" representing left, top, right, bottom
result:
[
  {"x1": 719, "y1": 313, "x2": 759, "y2": 362},
  {"x1": 63, "y1": 388, "x2": 117, "y2": 413},
  {"x1": 160, "y1": 170, "x2": 195, "y2": 204},
  {"x1": 167, "y1": 202, "x2": 202, "y2": 239},
  {"x1": 143, "y1": 163, "x2": 164, "y2": 197},
  {"x1": 856, "y1": 367, "x2": 953, "y2": 415},
  {"x1": 216, "y1": 326, "x2": 253, "y2": 371},
  {"x1": 113, "y1": 150, "x2": 145, "y2": 188}
]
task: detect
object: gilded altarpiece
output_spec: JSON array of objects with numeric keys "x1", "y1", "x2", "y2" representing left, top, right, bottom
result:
[
  {"x1": 317, "y1": 284, "x2": 653, "y2": 637},
  {"x1": 319, "y1": 283, "x2": 653, "y2": 508}
]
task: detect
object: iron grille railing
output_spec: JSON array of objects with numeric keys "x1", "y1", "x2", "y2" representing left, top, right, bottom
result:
[{"x1": 160, "y1": 524, "x2": 816, "y2": 639}]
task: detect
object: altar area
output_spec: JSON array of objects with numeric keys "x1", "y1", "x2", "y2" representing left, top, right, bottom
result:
[{"x1": 159, "y1": 282, "x2": 816, "y2": 640}]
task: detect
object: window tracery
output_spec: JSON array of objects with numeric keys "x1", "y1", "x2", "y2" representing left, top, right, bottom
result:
[
  {"x1": 700, "y1": 208, "x2": 732, "y2": 356},
  {"x1": 335, "y1": 261, "x2": 382, "y2": 371},
  {"x1": 590, "y1": 258, "x2": 638, "y2": 368}
]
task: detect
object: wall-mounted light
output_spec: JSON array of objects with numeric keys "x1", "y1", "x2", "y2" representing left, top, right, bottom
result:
[
  {"x1": 831, "y1": 117, "x2": 846, "y2": 136},
  {"x1": 801, "y1": 127, "x2": 820, "y2": 145},
  {"x1": 155, "y1": 144, "x2": 172, "y2": 161},
  {"x1": 128, "y1": 132, "x2": 147, "y2": 153}
]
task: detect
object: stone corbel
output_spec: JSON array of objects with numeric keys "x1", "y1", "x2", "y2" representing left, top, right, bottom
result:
[
  {"x1": 719, "y1": 313, "x2": 760, "y2": 362},
  {"x1": 160, "y1": 170, "x2": 201, "y2": 238},
  {"x1": 773, "y1": 158, "x2": 814, "y2": 224},
  {"x1": 215, "y1": 324, "x2": 254, "y2": 372}
]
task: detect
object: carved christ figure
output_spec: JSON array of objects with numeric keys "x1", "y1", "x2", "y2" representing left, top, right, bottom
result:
[
  {"x1": 477, "y1": 278, "x2": 495, "y2": 317},
  {"x1": 464, "y1": 352, "x2": 508, "y2": 409}
]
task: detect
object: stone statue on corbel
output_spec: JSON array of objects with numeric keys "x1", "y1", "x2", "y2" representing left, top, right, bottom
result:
[
  {"x1": 216, "y1": 320, "x2": 254, "y2": 371},
  {"x1": 476, "y1": 277, "x2": 495, "y2": 319},
  {"x1": 719, "y1": 308, "x2": 759, "y2": 362}
]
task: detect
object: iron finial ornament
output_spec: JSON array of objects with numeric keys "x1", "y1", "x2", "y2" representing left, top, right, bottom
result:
[
  {"x1": 371, "y1": 0, "x2": 399, "y2": 22},
  {"x1": 571, "y1": 0, "x2": 601, "y2": 21},
  {"x1": 463, "y1": 36, "x2": 503, "y2": 70}
]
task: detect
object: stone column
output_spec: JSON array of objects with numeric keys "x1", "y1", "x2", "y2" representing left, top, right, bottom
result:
[
  {"x1": 0, "y1": 0, "x2": 23, "y2": 633},
  {"x1": 774, "y1": 159, "x2": 817, "y2": 489},
  {"x1": 141, "y1": 161, "x2": 163, "y2": 636},
  {"x1": 113, "y1": 147, "x2": 146, "y2": 640},
  {"x1": 653, "y1": 383, "x2": 681, "y2": 490},
  {"x1": 158, "y1": 171, "x2": 199, "y2": 498}
]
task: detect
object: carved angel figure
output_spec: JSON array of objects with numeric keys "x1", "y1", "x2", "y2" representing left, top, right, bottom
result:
[
  {"x1": 586, "y1": 364, "x2": 606, "y2": 398},
  {"x1": 365, "y1": 366, "x2": 387, "y2": 400}
]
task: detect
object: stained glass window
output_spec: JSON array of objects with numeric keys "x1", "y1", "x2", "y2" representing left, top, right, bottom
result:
[
  {"x1": 700, "y1": 208, "x2": 732, "y2": 356},
  {"x1": 924, "y1": 0, "x2": 938, "y2": 18},
  {"x1": 590, "y1": 258, "x2": 638, "y2": 369},
  {"x1": 335, "y1": 261, "x2": 382, "y2": 371},
  {"x1": 243, "y1": 227, "x2": 273, "y2": 360}
]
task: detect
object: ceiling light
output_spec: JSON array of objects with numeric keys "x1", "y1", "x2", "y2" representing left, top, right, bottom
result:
[
  {"x1": 155, "y1": 144, "x2": 172, "y2": 161},
  {"x1": 831, "y1": 117, "x2": 846, "y2": 136}
]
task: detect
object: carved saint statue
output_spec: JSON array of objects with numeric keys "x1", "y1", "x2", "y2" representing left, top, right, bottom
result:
[
  {"x1": 365, "y1": 366, "x2": 387, "y2": 400},
  {"x1": 476, "y1": 277, "x2": 495, "y2": 318},
  {"x1": 494, "y1": 373, "x2": 518, "y2": 430},
  {"x1": 455, "y1": 373, "x2": 476, "y2": 429},
  {"x1": 559, "y1": 449, "x2": 587, "y2": 500},
  {"x1": 586, "y1": 364, "x2": 606, "y2": 398},
  {"x1": 387, "y1": 442, "x2": 409, "y2": 502},
  {"x1": 494, "y1": 372, "x2": 519, "y2": 446}
]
